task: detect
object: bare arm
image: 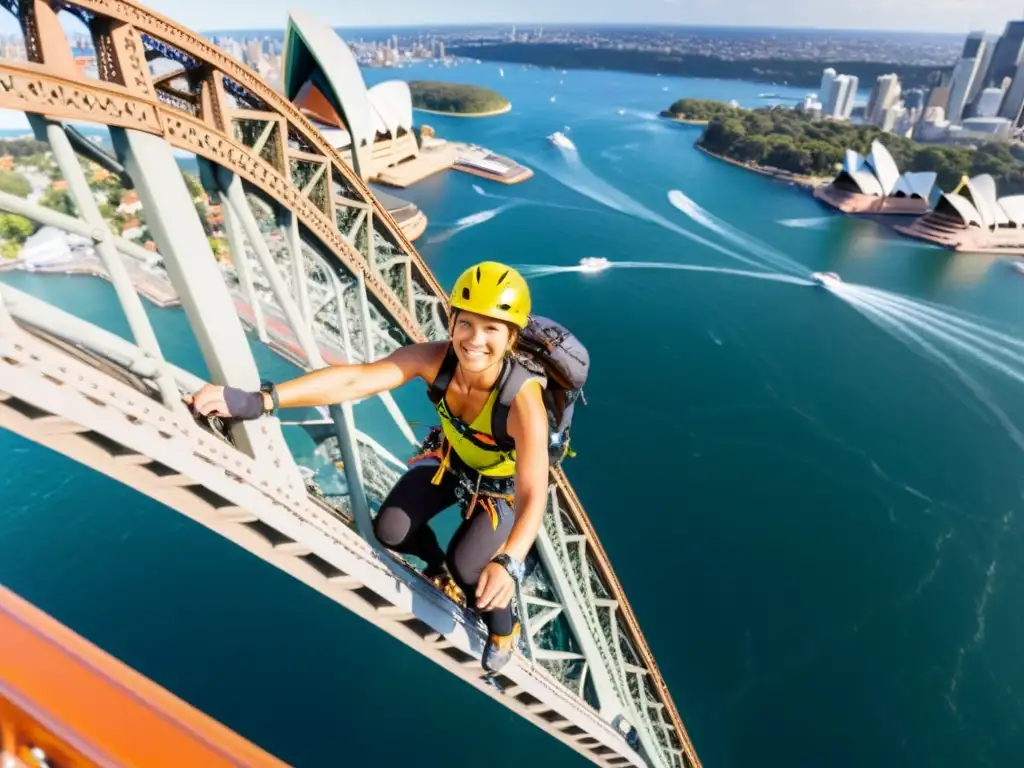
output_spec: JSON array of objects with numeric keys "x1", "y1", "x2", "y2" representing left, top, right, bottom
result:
[
  {"x1": 475, "y1": 379, "x2": 550, "y2": 613},
  {"x1": 273, "y1": 341, "x2": 448, "y2": 408}
]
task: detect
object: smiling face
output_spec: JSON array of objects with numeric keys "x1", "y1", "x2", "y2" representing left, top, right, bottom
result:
[{"x1": 450, "y1": 310, "x2": 515, "y2": 374}]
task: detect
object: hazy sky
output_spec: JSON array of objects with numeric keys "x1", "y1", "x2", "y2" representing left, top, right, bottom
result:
[{"x1": 134, "y1": 0, "x2": 1016, "y2": 35}]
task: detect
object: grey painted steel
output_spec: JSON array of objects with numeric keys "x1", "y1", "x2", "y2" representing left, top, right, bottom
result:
[
  {"x1": 109, "y1": 127, "x2": 298, "y2": 488},
  {"x1": 28, "y1": 117, "x2": 184, "y2": 417},
  {"x1": 285, "y1": 211, "x2": 313, "y2": 326},
  {"x1": 215, "y1": 166, "x2": 377, "y2": 542},
  {"x1": 535, "y1": 504, "x2": 623, "y2": 720},
  {"x1": 0, "y1": 282, "x2": 404, "y2": 471},
  {"x1": 198, "y1": 158, "x2": 268, "y2": 344},
  {"x1": 356, "y1": 271, "x2": 375, "y2": 363}
]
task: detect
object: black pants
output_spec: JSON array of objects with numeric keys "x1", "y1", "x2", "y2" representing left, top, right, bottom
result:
[{"x1": 373, "y1": 464, "x2": 516, "y2": 636}]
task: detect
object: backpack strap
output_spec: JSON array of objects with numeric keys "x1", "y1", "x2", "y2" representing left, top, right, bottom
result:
[
  {"x1": 492, "y1": 360, "x2": 546, "y2": 453},
  {"x1": 427, "y1": 344, "x2": 459, "y2": 405}
]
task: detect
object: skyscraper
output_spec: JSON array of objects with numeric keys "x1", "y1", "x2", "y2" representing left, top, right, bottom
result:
[
  {"x1": 999, "y1": 57, "x2": 1024, "y2": 125},
  {"x1": 826, "y1": 75, "x2": 855, "y2": 119},
  {"x1": 866, "y1": 74, "x2": 901, "y2": 125},
  {"x1": 947, "y1": 32, "x2": 987, "y2": 122},
  {"x1": 820, "y1": 68, "x2": 837, "y2": 102},
  {"x1": 841, "y1": 75, "x2": 859, "y2": 119},
  {"x1": 980, "y1": 20, "x2": 1024, "y2": 91}
]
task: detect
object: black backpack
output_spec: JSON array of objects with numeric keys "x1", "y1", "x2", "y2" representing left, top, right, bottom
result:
[{"x1": 428, "y1": 315, "x2": 589, "y2": 465}]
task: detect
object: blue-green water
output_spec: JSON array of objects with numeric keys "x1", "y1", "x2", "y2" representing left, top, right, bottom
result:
[{"x1": 4, "y1": 62, "x2": 1024, "y2": 767}]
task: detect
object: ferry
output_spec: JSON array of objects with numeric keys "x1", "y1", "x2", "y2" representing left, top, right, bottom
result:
[
  {"x1": 810, "y1": 271, "x2": 841, "y2": 286},
  {"x1": 547, "y1": 131, "x2": 576, "y2": 151},
  {"x1": 578, "y1": 256, "x2": 611, "y2": 273}
]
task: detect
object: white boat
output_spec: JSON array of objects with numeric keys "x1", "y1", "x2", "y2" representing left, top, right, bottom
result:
[
  {"x1": 547, "y1": 131, "x2": 576, "y2": 151},
  {"x1": 810, "y1": 271, "x2": 841, "y2": 286},
  {"x1": 579, "y1": 257, "x2": 611, "y2": 273},
  {"x1": 1013, "y1": 260, "x2": 1024, "y2": 275}
]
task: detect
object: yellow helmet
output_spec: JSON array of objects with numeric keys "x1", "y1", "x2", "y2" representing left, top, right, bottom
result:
[{"x1": 449, "y1": 261, "x2": 531, "y2": 328}]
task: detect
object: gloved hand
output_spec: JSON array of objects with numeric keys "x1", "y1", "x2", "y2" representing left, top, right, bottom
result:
[{"x1": 185, "y1": 384, "x2": 265, "y2": 420}]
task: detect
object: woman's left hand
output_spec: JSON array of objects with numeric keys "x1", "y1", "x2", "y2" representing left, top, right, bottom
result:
[{"x1": 476, "y1": 562, "x2": 515, "y2": 611}]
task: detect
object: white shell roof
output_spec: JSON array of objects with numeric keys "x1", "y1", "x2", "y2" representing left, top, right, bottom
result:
[
  {"x1": 286, "y1": 9, "x2": 374, "y2": 151},
  {"x1": 892, "y1": 171, "x2": 937, "y2": 199},
  {"x1": 865, "y1": 140, "x2": 900, "y2": 196},
  {"x1": 842, "y1": 149, "x2": 864, "y2": 173},
  {"x1": 964, "y1": 174, "x2": 1006, "y2": 227},
  {"x1": 845, "y1": 170, "x2": 885, "y2": 197},
  {"x1": 998, "y1": 195, "x2": 1024, "y2": 226},
  {"x1": 938, "y1": 193, "x2": 983, "y2": 227},
  {"x1": 368, "y1": 81, "x2": 414, "y2": 136}
]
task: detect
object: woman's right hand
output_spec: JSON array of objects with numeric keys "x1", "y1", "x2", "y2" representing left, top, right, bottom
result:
[{"x1": 184, "y1": 384, "x2": 265, "y2": 420}]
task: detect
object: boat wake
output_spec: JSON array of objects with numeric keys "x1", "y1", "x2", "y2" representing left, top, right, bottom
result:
[
  {"x1": 778, "y1": 216, "x2": 833, "y2": 230},
  {"x1": 425, "y1": 203, "x2": 519, "y2": 244},
  {"x1": 518, "y1": 147, "x2": 771, "y2": 271},
  {"x1": 827, "y1": 282, "x2": 1024, "y2": 451},
  {"x1": 667, "y1": 190, "x2": 806, "y2": 276},
  {"x1": 517, "y1": 258, "x2": 812, "y2": 286},
  {"x1": 470, "y1": 184, "x2": 598, "y2": 214}
]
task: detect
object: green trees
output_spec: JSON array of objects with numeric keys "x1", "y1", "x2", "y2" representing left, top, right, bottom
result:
[
  {"x1": 686, "y1": 99, "x2": 1024, "y2": 192},
  {"x1": 0, "y1": 170, "x2": 30, "y2": 197},
  {"x1": 664, "y1": 98, "x2": 743, "y2": 121},
  {"x1": 39, "y1": 187, "x2": 76, "y2": 216},
  {"x1": 408, "y1": 81, "x2": 510, "y2": 115}
]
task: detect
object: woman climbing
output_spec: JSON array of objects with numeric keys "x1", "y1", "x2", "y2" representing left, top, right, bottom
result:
[{"x1": 186, "y1": 262, "x2": 550, "y2": 673}]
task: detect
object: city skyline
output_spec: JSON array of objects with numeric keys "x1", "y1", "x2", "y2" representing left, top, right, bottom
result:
[{"x1": 127, "y1": 0, "x2": 1017, "y2": 36}]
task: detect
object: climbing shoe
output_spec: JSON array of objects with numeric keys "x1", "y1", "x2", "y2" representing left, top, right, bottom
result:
[
  {"x1": 425, "y1": 563, "x2": 467, "y2": 609},
  {"x1": 482, "y1": 622, "x2": 521, "y2": 673}
]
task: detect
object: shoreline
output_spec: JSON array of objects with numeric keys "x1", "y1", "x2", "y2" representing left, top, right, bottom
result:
[
  {"x1": 695, "y1": 144, "x2": 830, "y2": 190},
  {"x1": 660, "y1": 114, "x2": 709, "y2": 126},
  {"x1": 413, "y1": 103, "x2": 512, "y2": 118},
  {"x1": 2, "y1": 256, "x2": 180, "y2": 308}
]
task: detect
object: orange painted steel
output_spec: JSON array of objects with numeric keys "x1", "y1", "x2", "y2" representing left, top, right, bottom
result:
[{"x1": 0, "y1": 583, "x2": 291, "y2": 768}]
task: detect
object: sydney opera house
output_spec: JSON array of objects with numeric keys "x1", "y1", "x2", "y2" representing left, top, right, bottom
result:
[
  {"x1": 893, "y1": 174, "x2": 1024, "y2": 255},
  {"x1": 813, "y1": 140, "x2": 937, "y2": 215},
  {"x1": 278, "y1": 10, "x2": 529, "y2": 243}
]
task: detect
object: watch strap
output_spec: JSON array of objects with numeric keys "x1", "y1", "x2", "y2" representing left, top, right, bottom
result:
[{"x1": 259, "y1": 380, "x2": 279, "y2": 414}]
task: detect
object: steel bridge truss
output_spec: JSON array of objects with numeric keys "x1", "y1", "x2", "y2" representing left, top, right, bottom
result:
[{"x1": 0, "y1": 2, "x2": 700, "y2": 767}]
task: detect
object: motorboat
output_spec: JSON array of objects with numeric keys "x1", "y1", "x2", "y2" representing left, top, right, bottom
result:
[
  {"x1": 1012, "y1": 260, "x2": 1024, "y2": 275},
  {"x1": 810, "y1": 271, "x2": 841, "y2": 286},
  {"x1": 548, "y1": 131, "x2": 576, "y2": 151},
  {"x1": 578, "y1": 257, "x2": 611, "y2": 273}
]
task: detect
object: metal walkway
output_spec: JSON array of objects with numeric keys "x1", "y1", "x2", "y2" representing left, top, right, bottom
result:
[{"x1": 0, "y1": 2, "x2": 700, "y2": 767}]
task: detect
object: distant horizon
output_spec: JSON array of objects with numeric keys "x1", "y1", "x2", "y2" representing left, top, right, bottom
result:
[{"x1": 197, "y1": 22, "x2": 976, "y2": 38}]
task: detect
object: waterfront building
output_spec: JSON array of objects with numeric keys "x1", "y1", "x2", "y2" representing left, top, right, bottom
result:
[
  {"x1": 894, "y1": 174, "x2": 1024, "y2": 254},
  {"x1": 813, "y1": 140, "x2": 936, "y2": 215},
  {"x1": 282, "y1": 9, "x2": 420, "y2": 183},
  {"x1": 280, "y1": 9, "x2": 530, "y2": 201}
]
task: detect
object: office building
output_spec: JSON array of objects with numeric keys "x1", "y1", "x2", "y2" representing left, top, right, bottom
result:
[{"x1": 947, "y1": 32, "x2": 987, "y2": 122}]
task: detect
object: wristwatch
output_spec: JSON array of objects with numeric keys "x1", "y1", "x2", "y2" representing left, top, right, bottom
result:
[
  {"x1": 492, "y1": 553, "x2": 525, "y2": 583},
  {"x1": 259, "y1": 380, "x2": 279, "y2": 415}
]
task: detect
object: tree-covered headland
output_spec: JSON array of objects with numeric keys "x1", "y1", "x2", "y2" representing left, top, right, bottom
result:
[
  {"x1": 408, "y1": 81, "x2": 510, "y2": 115},
  {"x1": 664, "y1": 99, "x2": 1024, "y2": 194}
]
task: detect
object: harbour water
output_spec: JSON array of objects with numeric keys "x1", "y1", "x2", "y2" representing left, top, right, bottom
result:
[{"x1": 2, "y1": 60, "x2": 1024, "y2": 767}]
